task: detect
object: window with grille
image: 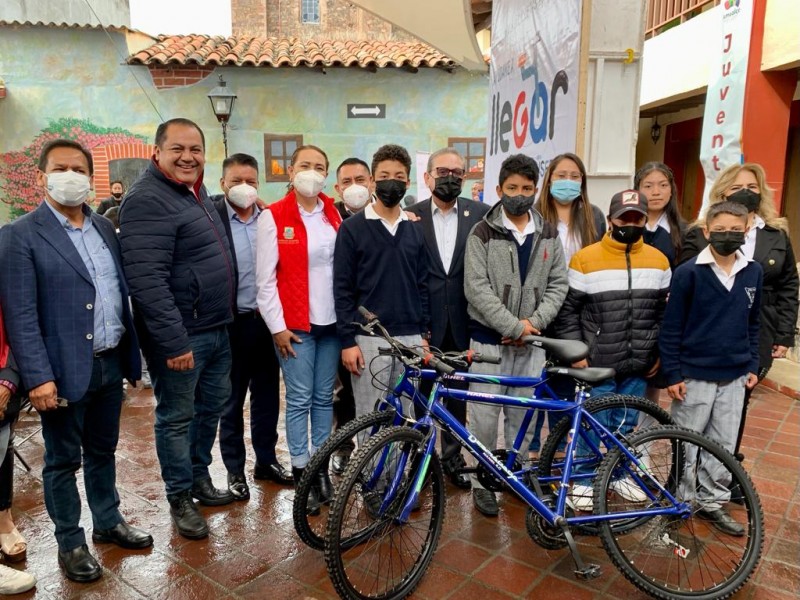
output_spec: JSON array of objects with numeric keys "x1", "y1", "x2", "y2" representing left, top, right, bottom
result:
[
  {"x1": 448, "y1": 137, "x2": 485, "y2": 179},
  {"x1": 263, "y1": 134, "x2": 303, "y2": 182},
  {"x1": 301, "y1": 0, "x2": 320, "y2": 24}
]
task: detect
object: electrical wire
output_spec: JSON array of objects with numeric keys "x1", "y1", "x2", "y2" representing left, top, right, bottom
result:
[{"x1": 82, "y1": 0, "x2": 164, "y2": 122}]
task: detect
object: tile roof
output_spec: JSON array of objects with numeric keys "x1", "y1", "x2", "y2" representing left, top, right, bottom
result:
[
  {"x1": 0, "y1": 19, "x2": 135, "y2": 33},
  {"x1": 127, "y1": 35, "x2": 457, "y2": 70}
]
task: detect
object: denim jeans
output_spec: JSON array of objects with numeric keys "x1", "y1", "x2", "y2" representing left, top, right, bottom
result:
[
  {"x1": 276, "y1": 329, "x2": 340, "y2": 468},
  {"x1": 149, "y1": 327, "x2": 232, "y2": 496},
  {"x1": 573, "y1": 375, "x2": 647, "y2": 476},
  {"x1": 40, "y1": 351, "x2": 124, "y2": 551}
]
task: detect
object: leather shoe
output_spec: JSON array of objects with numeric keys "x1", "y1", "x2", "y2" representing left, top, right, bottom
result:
[
  {"x1": 254, "y1": 461, "x2": 293, "y2": 485},
  {"x1": 472, "y1": 489, "x2": 499, "y2": 517},
  {"x1": 443, "y1": 454, "x2": 471, "y2": 490},
  {"x1": 58, "y1": 544, "x2": 102, "y2": 583},
  {"x1": 293, "y1": 467, "x2": 320, "y2": 515},
  {"x1": 168, "y1": 491, "x2": 209, "y2": 539},
  {"x1": 316, "y1": 460, "x2": 333, "y2": 504},
  {"x1": 92, "y1": 521, "x2": 153, "y2": 549},
  {"x1": 331, "y1": 451, "x2": 351, "y2": 475},
  {"x1": 191, "y1": 477, "x2": 235, "y2": 506},
  {"x1": 696, "y1": 507, "x2": 745, "y2": 537},
  {"x1": 228, "y1": 472, "x2": 250, "y2": 501}
]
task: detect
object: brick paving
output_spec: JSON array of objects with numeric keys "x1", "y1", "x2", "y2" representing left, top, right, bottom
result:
[{"x1": 4, "y1": 385, "x2": 798, "y2": 599}]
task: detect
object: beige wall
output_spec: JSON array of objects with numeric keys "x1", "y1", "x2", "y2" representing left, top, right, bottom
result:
[{"x1": 762, "y1": 0, "x2": 800, "y2": 71}]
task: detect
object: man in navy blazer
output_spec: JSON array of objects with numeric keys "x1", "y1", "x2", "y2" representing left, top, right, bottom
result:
[
  {"x1": 0, "y1": 140, "x2": 151, "y2": 583},
  {"x1": 407, "y1": 147, "x2": 489, "y2": 488}
]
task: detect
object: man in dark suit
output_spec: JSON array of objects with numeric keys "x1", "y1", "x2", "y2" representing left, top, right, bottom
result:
[
  {"x1": 407, "y1": 147, "x2": 489, "y2": 488},
  {"x1": 97, "y1": 180, "x2": 124, "y2": 215},
  {"x1": 0, "y1": 139, "x2": 152, "y2": 584},
  {"x1": 210, "y1": 153, "x2": 290, "y2": 499}
]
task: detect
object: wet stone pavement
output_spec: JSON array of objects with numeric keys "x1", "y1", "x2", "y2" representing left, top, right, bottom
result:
[{"x1": 5, "y1": 385, "x2": 799, "y2": 600}]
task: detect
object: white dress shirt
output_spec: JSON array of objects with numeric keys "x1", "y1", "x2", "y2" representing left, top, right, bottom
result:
[
  {"x1": 742, "y1": 214, "x2": 765, "y2": 261},
  {"x1": 696, "y1": 245, "x2": 751, "y2": 291},
  {"x1": 645, "y1": 211, "x2": 671, "y2": 233},
  {"x1": 256, "y1": 200, "x2": 338, "y2": 333},
  {"x1": 431, "y1": 200, "x2": 458, "y2": 273},
  {"x1": 365, "y1": 202, "x2": 408, "y2": 236},
  {"x1": 556, "y1": 220, "x2": 581, "y2": 266},
  {"x1": 501, "y1": 209, "x2": 537, "y2": 245}
]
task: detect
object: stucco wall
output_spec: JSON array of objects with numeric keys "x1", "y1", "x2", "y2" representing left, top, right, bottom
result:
[{"x1": 0, "y1": 26, "x2": 489, "y2": 221}]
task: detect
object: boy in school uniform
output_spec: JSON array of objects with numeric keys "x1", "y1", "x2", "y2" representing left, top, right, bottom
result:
[
  {"x1": 334, "y1": 144, "x2": 430, "y2": 419},
  {"x1": 463, "y1": 154, "x2": 568, "y2": 517},
  {"x1": 659, "y1": 201, "x2": 761, "y2": 537}
]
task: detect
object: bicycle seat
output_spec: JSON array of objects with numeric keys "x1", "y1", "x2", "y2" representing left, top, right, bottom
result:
[
  {"x1": 523, "y1": 336, "x2": 589, "y2": 363},
  {"x1": 545, "y1": 366, "x2": 616, "y2": 384}
]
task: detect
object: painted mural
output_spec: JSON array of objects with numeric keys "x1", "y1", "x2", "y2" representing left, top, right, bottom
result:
[{"x1": 0, "y1": 118, "x2": 147, "y2": 220}]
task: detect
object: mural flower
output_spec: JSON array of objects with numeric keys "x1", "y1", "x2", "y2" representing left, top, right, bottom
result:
[{"x1": 0, "y1": 118, "x2": 147, "y2": 220}]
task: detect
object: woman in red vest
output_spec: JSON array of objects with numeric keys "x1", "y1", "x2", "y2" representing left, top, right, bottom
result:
[{"x1": 256, "y1": 145, "x2": 342, "y2": 513}]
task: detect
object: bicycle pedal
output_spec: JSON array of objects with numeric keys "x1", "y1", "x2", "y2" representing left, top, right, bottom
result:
[{"x1": 574, "y1": 564, "x2": 602, "y2": 580}]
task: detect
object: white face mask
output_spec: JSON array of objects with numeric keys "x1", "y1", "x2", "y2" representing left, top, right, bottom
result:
[
  {"x1": 342, "y1": 184, "x2": 370, "y2": 211},
  {"x1": 227, "y1": 183, "x2": 258, "y2": 209},
  {"x1": 46, "y1": 171, "x2": 91, "y2": 207},
  {"x1": 293, "y1": 169, "x2": 326, "y2": 198}
]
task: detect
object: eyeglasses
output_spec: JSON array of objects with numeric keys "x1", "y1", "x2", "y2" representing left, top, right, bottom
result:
[
  {"x1": 431, "y1": 167, "x2": 465, "y2": 179},
  {"x1": 553, "y1": 171, "x2": 582, "y2": 181}
]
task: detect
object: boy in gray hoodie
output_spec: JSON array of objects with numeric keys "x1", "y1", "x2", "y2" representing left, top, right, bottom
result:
[{"x1": 464, "y1": 154, "x2": 568, "y2": 516}]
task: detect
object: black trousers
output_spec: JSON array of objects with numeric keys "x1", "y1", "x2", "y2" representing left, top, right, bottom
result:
[
  {"x1": 333, "y1": 361, "x2": 356, "y2": 449},
  {"x1": 219, "y1": 311, "x2": 281, "y2": 473},
  {"x1": 0, "y1": 422, "x2": 13, "y2": 510},
  {"x1": 418, "y1": 325, "x2": 469, "y2": 465}
]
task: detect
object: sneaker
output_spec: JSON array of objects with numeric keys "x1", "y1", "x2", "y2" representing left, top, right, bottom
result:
[
  {"x1": 610, "y1": 477, "x2": 648, "y2": 502},
  {"x1": 0, "y1": 564, "x2": 37, "y2": 594},
  {"x1": 570, "y1": 484, "x2": 594, "y2": 512}
]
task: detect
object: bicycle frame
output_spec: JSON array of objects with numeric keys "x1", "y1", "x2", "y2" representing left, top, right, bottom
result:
[{"x1": 371, "y1": 364, "x2": 690, "y2": 528}]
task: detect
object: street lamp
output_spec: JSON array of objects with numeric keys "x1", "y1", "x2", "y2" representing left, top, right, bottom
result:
[{"x1": 207, "y1": 74, "x2": 237, "y2": 157}]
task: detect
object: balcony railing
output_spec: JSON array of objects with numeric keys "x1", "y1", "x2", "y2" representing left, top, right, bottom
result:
[{"x1": 646, "y1": 0, "x2": 721, "y2": 38}]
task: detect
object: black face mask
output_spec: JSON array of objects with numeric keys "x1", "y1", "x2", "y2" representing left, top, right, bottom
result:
[
  {"x1": 611, "y1": 225, "x2": 645, "y2": 245},
  {"x1": 375, "y1": 179, "x2": 406, "y2": 208},
  {"x1": 708, "y1": 231, "x2": 745, "y2": 256},
  {"x1": 112, "y1": 192, "x2": 123, "y2": 199},
  {"x1": 432, "y1": 175, "x2": 462, "y2": 203},
  {"x1": 727, "y1": 189, "x2": 760, "y2": 213},
  {"x1": 501, "y1": 193, "x2": 535, "y2": 217}
]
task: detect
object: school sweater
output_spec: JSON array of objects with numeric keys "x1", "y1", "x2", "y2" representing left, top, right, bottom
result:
[
  {"x1": 658, "y1": 256, "x2": 762, "y2": 385},
  {"x1": 333, "y1": 211, "x2": 430, "y2": 348}
]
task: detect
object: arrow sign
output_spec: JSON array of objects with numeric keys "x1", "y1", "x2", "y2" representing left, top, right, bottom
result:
[{"x1": 347, "y1": 104, "x2": 386, "y2": 119}]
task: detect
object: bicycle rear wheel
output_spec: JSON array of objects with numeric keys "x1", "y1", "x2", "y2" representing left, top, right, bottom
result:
[
  {"x1": 537, "y1": 394, "x2": 672, "y2": 532},
  {"x1": 596, "y1": 425, "x2": 763, "y2": 600},
  {"x1": 324, "y1": 426, "x2": 444, "y2": 600},
  {"x1": 294, "y1": 409, "x2": 396, "y2": 550}
]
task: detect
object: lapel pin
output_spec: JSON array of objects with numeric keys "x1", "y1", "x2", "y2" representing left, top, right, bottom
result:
[
  {"x1": 768, "y1": 259, "x2": 775, "y2": 265},
  {"x1": 464, "y1": 210, "x2": 470, "y2": 217}
]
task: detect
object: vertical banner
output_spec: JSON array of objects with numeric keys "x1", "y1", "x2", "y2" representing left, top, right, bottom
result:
[
  {"x1": 484, "y1": 0, "x2": 582, "y2": 206},
  {"x1": 699, "y1": 0, "x2": 754, "y2": 212}
]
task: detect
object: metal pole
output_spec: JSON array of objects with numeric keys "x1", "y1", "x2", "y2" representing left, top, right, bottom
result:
[{"x1": 221, "y1": 121, "x2": 229, "y2": 158}]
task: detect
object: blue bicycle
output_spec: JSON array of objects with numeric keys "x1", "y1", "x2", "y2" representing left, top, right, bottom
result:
[
  {"x1": 322, "y1": 310, "x2": 763, "y2": 600},
  {"x1": 293, "y1": 312, "x2": 672, "y2": 548}
]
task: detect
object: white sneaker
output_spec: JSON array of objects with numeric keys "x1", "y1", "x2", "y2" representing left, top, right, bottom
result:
[
  {"x1": 610, "y1": 477, "x2": 648, "y2": 502},
  {"x1": 570, "y1": 484, "x2": 594, "y2": 511},
  {"x1": 0, "y1": 564, "x2": 36, "y2": 595}
]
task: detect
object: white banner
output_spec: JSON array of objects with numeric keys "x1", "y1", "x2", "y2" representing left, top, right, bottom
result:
[
  {"x1": 483, "y1": 0, "x2": 582, "y2": 205},
  {"x1": 699, "y1": 0, "x2": 754, "y2": 212}
]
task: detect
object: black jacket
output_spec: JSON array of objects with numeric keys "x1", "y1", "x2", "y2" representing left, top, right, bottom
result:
[
  {"x1": 119, "y1": 162, "x2": 235, "y2": 358},
  {"x1": 407, "y1": 197, "x2": 490, "y2": 350},
  {"x1": 97, "y1": 196, "x2": 121, "y2": 215},
  {"x1": 680, "y1": 224, "x2": 798, "y2": 368}
]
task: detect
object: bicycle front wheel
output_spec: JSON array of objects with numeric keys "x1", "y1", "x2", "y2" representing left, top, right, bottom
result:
[
  {"x1": 293, "y1": 408, "x2": 397, "y2": 550},
  {"x1": 596, "y1": 425, "x2": 763, "y2": 600},
  {"x1": 324, "y1": 426, "x2": 445, "y2": 600}
]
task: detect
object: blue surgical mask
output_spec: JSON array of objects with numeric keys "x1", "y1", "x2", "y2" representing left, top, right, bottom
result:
[{"x1": 550, "y1": 179, "x2": 582, "y2": 204}]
